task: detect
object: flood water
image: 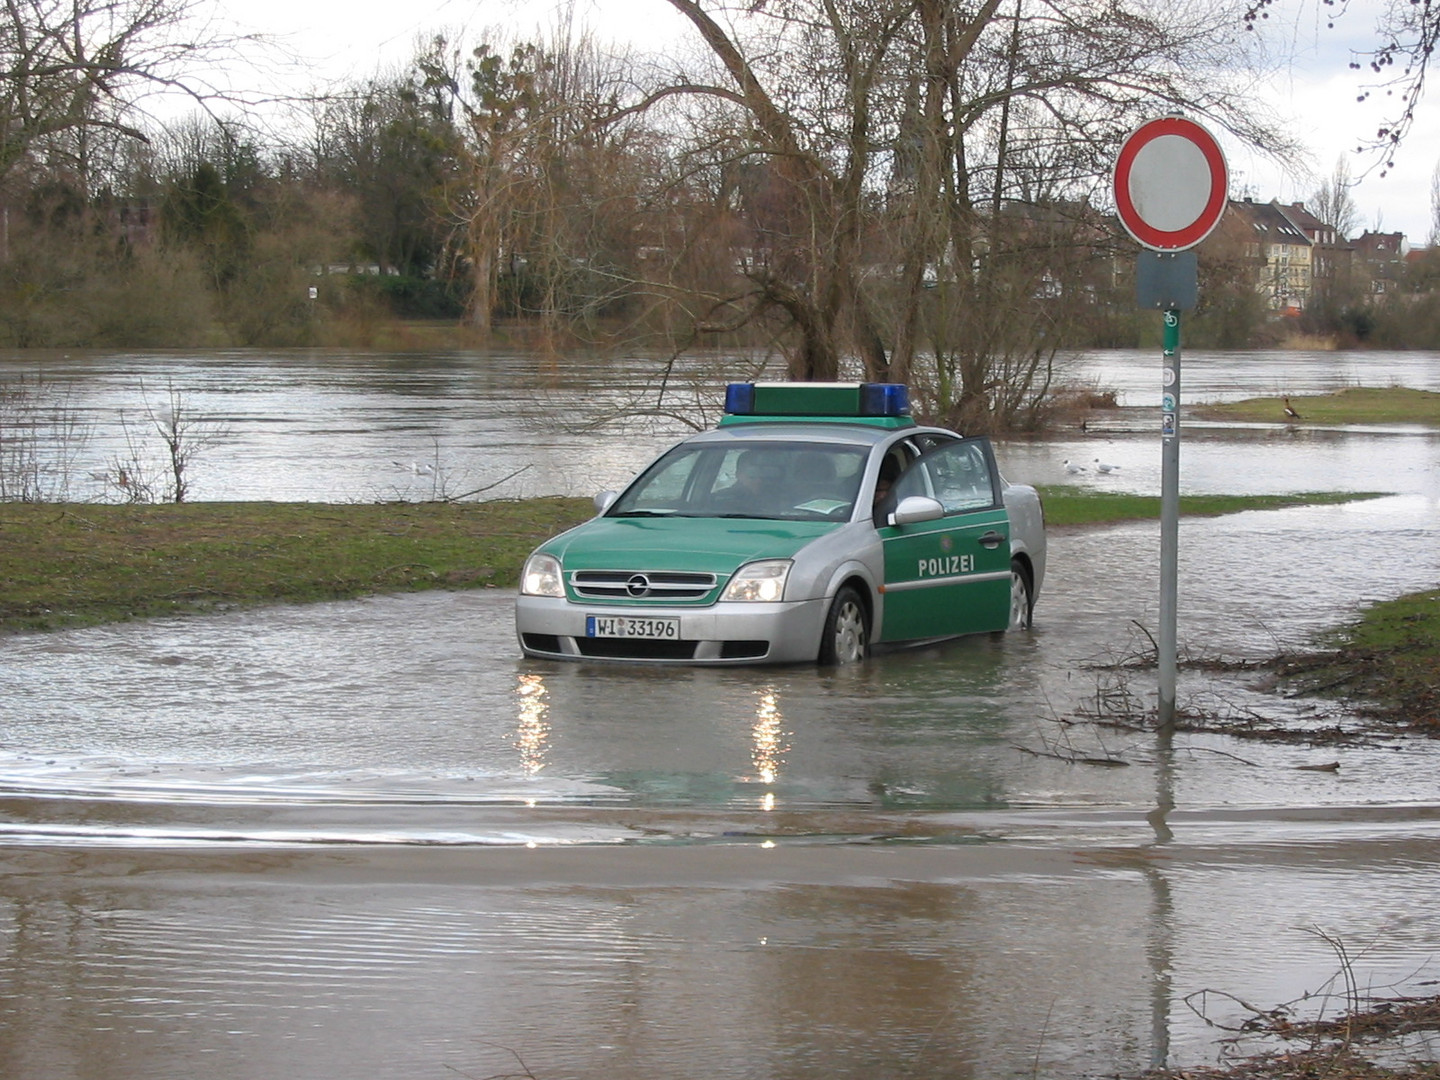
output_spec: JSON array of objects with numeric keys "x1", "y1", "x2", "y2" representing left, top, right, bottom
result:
[{"x1": 2, "y1": 347, "x2": 1440, "y2": 1080}]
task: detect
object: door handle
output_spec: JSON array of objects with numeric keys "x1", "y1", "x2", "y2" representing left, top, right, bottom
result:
[{"x1": 977, "y1": 530, "x2": 1005, "y2": 549}]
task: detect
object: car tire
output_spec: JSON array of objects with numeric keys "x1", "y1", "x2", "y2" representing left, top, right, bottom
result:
[
  {"x1": 1008, "y1": 560, "x2": 1033, "y2": 631},
  {"x1": 819, "y1": 585, "x2": 869, "y2": 665}
]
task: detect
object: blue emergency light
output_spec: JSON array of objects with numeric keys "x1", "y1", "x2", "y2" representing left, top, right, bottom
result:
[
  {"x1": 859, "y1": 383, "x2": 910, "y2": 417},
  {"x1": 723, "y1": 382, "x2": 756, "y2": 415}
]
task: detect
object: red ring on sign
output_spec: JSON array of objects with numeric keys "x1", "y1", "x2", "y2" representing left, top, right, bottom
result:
[{"x1": 1114, "y1": 116, "x2": 1228, "y2": 251}]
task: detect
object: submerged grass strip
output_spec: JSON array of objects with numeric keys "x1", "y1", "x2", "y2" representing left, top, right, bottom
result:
[
  {"x1": 1035, "y1": 488, "x2": 1387, "y2": 527},
  {"x1": 1193, "y1": 386, "x2": 1440, "y2": 426},
  {"x1": 0, "y1": 499, "x2": 593, "y2": 633},
  {"x1": 0, "y1": 491, "x2": 1395, "y2": 633}
]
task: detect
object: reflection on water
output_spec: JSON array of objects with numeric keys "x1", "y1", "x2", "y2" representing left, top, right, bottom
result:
[
  {"x1": 750, "y1": 688, "x2": 789, "y2": 811},
  {"x1": 514, "y1": 673, "x2": 551, "y2": 782}
]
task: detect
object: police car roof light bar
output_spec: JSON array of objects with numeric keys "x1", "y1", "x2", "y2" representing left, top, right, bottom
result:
[{"x1": 723, "y1": 382, "x2": 910, "y2": 418}]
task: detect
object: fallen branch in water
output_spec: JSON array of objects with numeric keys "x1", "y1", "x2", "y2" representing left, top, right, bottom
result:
[
  {"x1": 444, "y1": 463, "x2": 534, "y2": 503},
  {"x1": 1012, "y1": 743, "x2": 1130, "y2": 767},
  {"x1": 1140, "y1": 928, "x2": 1440, "y2": 1080}
]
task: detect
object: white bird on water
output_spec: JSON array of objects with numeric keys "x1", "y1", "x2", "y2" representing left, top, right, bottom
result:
[
  {"x1": 1063, "y1": 459, "x2": 1086, "y2": 474},
  {"x1": 393, "y1": 460, "x2": 435, "y2": 475},
  {"x1": 1094, "y1": 458, "x2": 1119, "y2": 473}
]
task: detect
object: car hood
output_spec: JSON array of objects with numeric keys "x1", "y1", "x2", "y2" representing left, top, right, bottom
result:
[{"x1": 545, "y1": 516, "x2": 839, "y2": 573}]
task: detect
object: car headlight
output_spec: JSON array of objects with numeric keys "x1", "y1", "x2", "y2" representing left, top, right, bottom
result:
[
  {"x1": 721, "y1": 560, "x2": 792, "y2": 602},
  {"x1": 520, "y1": 552, "x2": 565, "y2": 598}
]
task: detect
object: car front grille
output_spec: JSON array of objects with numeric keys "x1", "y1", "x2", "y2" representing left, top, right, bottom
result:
[
  {"x1": 521, "y1": 633, "x2": 771, "y2": 663},
  {"x1": 569, "y1": 570, "x2": 718, "y2": 601},
  {"x1": 575, "y1": 637, "x2": 699, "y2": 660}
]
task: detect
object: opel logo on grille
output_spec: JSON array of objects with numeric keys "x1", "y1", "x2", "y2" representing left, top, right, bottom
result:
[{"x1": 626, "y1": 574, "x2": 651, "y2": 597}]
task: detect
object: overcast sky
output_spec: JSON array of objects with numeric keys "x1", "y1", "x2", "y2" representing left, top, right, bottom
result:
[{"x1": 217, "y1": 0, "x2": 1438, "y2": 244}]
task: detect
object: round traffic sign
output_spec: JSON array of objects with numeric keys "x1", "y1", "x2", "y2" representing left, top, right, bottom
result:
[{"x1": 1113, "y1": 116, "x2": 1228, "y2": 251}]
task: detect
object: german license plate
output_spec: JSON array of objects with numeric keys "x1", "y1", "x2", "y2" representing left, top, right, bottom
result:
[{"x1": 586, "y1": 615, "x2": 680, "y2": 640}]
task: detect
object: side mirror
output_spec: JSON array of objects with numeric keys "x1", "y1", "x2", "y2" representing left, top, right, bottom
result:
[
  {"x1": 891, "y1": 495, "x2": 945, "y2": 526},
  {"x1": 594, "y1": 490, "x2": 618, "y2": 514}
]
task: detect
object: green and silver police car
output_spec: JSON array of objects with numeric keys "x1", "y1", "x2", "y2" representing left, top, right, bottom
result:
[{"x1": 516, "y1": 382, "x2": 1046, "y2": 665}]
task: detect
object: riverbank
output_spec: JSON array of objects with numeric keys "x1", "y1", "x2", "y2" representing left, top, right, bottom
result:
[
  {"x1": 1191, "y1": 387, "x2": 1440, "y2": 426},
  {"x1": 1277, "y1": 586, "x2": 1440, "y2": 734}
]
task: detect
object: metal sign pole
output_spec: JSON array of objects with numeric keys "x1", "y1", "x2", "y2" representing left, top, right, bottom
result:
[
  {"x1": 1114, "y1": 115, "x2": 1226, "y2": 734},
  {"x1": 1113, "y1": 119, "x2": 1223, "y2": 1077},
  {"x1": 1158, "y1": 309, "x2": 1181, "y2": 732}
]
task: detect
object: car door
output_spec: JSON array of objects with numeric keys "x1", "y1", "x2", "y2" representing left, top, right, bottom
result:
[{"x1": 877, "y1": 438, "x2": 1012, "y2": 642}]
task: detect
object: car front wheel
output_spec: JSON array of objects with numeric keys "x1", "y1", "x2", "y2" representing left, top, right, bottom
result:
[
  {"x1": 1008, "y1": 561, "x2": 1033, "y2": 630},
  {"x1": 819, "y1": 585, "x2": 869, "y2": 665}
]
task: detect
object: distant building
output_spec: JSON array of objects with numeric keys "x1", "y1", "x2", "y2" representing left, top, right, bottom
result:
[
  {"x1": 1272, "y1": 201, "x2": 1354, "y2": 303},
  {"x1": 1223, "y1": 198, "x2": 1314, "y2": 311},
  {"x1": 1352, "y1": 230, "x2": 1408, "y2": 295},
  {"x1": 115, "y1": 198, "x2": 158, "y2": 250}
]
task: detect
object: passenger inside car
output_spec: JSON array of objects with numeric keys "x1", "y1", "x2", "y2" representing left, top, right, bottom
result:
[
  {"x1": 793, "y1": 451, "x2": 837, "y2": 496},
  {"x1": 713, "y1": 450, "x2": 787, "y2": 512},
  {"x1": 872, "y1": 454, "x2": 903, "y2": 525}
]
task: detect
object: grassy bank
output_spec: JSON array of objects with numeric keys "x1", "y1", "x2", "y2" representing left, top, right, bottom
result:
[
  {"x1": 1280, "y1": 587, "x2": 1440, "y2": 732},
  {"x1": 0, "y1": 499, "x2": 593, "y2": 633},
  {"x1": 1193, "y1": 386, "x2": 1440, "y2": 426},
  {"x1": 0, "y1": 490, "x2": 1389, "y2": 634}
]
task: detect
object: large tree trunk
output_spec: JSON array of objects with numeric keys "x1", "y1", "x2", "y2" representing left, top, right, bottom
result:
[
  {"x1": 469, "y1": 242, "x2": 493, "y2": 334},
  {"x1": 665, "y1": 0, "x2": 885, "y2": 382}
]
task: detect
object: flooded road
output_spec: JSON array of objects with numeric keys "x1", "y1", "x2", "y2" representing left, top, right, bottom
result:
[{"x1": 3, "y1": 347, "x2": 1440, "y2": 1079}]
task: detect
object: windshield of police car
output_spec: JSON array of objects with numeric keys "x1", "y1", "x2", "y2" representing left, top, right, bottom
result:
[{"x1": 609, "y1": 442, "x2": 869, "y2": 521}]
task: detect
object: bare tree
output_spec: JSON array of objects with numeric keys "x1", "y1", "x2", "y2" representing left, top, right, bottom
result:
[
  {"x1": 0, "y1": 0, "x2": 253, "y2": 191},
  {"x1": 1311, "y1": 156, "x2": 1361, "y2": 238},
  {"x1": 1430, "y1": 159, "x2": 1440, "y2": 247},
  {"x1": 311, "y1": 72, "x2": 461, "y2": 278},
  {"x1": 418, "y1": 37, "x2": 573, "y2": 335},
  {"x1": 657, "y1": 0, "x2": 905, "y2": 382},
  {"x1": 634, "y1": 0, "x2": 1287, "y2": 425},
  {"x1": 108, "y1": 382, "x2": 227, "y2": 503},
  {"x1": 0, "y1": 376, "x2": 87, "y2": 500},
  {"x1": 423, "y1": 38, "x2": 544, "y2": 335},
  {"x1": 1245, "y1": 0, "x2": 1439, "y2": 167},
  {"x1": 415, "y1": 27, "x2": 654, "y2": 338},
  {"x1": 512, "y1": 24, "x2": 655, "y2": 336}
]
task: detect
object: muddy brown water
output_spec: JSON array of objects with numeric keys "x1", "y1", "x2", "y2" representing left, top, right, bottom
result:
[{"x1": 3, "y1": 348, "x2": 1440, "y2": 1079}]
